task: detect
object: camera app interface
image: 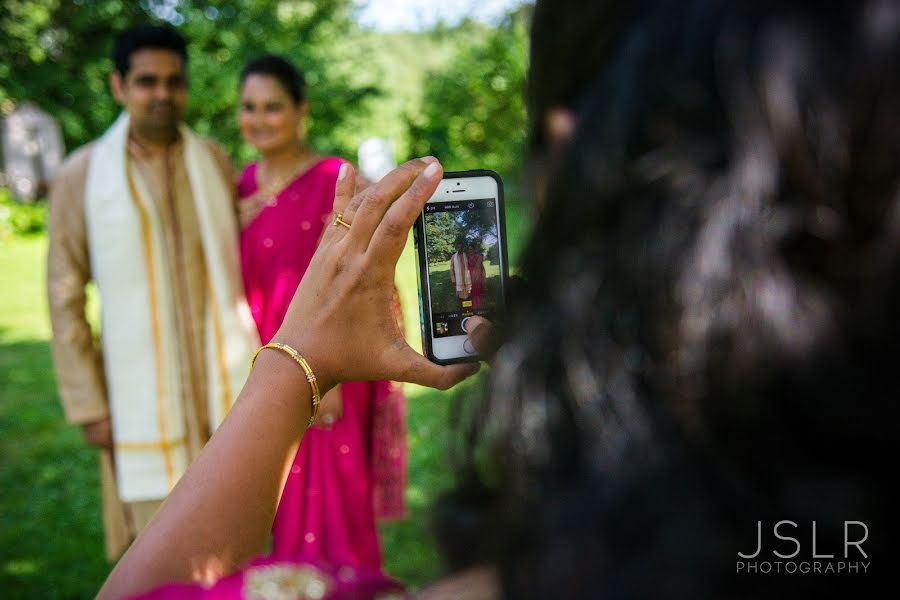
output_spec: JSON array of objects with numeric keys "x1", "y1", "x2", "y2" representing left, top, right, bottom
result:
[{"x1": 423, "y1": 198, "x2": 501, "y2": 338}]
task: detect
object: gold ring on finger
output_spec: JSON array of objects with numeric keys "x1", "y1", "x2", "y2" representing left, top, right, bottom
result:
[{"x1": 333, "y1": 212, "x2": 351, "y2": 229}]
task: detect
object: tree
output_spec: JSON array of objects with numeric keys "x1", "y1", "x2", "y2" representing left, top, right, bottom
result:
[
  {"x1": 458, "y1": 207, "x2": 498, "y2": 247},
  {"x1": 0, "y1": 0, "x2": 380, "y2": 165},
  {"x1": 406, "y1": 6, "x2": 530, "y2": 183},
  {"x1": 485, "y1": 241, "x2": 499, "y2": 264},
  {"x1": 424, "y1": 210, "x2": 457, "y2": 263},
  {"x1": 0, "y1": 0, "x2": 146, "y2": 152}
]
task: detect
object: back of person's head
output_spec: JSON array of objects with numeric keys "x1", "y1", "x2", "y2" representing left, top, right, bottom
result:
[
  {"x1": 240, "y1": 54, "x2": 306, "y2": 105},
  {"x1": 439, "y1": 1, "x2": 897, "y2": 597},
  {"x1": 112, "y1": 23, "x2": 187, "y2": 78},
  {"x1": 526, "y1": 1, "x2": 631, "y2": 155}
]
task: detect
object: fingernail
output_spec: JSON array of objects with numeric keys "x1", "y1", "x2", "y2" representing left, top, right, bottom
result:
[
  {"x1": 337, "y1": 163, "x2": 349, "y2": 182},
  {"x1": 421, "y1": 156, "x2": 438, "y2": 164},
  {"x1": 423, "y1": 162, "x2": 440, "y2": 179}
]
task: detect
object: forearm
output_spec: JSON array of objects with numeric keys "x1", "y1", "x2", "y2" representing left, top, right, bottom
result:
[{"x1": 98, "y1": 349, "x2": 315, "y2": 599}]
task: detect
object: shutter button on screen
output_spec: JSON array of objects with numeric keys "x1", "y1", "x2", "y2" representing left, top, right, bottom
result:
[{"x1": 463, "y1": 339, "x2": 476, "y2": 354}]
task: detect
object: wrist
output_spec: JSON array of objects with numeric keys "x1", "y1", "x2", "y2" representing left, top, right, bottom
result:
[
  {"x1": 268, "y1": 333, "x2": 338, "y2": 394},
  {"x1": 250, "y1": 339, "x2": 335, "y2": 428}
]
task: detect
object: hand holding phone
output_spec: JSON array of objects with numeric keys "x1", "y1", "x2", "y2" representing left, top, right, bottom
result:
[{"x1": 414, "y1": 170, "x2": 509, "y2": 364}]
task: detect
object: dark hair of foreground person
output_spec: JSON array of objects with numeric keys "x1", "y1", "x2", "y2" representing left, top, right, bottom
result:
[{"x1": 435, "y1": 1, "x2": 897, "y2": 597}]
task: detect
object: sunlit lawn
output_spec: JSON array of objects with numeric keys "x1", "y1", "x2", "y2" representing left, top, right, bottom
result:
[{"x1": 0, "y1": 235, "x2": 112, "y2": 598}]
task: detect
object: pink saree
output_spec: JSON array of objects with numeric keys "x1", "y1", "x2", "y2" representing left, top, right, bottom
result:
[
  {"x1": 132, "y1": 556, "x2": 403, "y2": 599},
  {"x1": 238, "y1": 158, "x2": 406, "y2": 570},
  {"x1": 467, "y1": 253, "x2": 486, "y2": 308}
]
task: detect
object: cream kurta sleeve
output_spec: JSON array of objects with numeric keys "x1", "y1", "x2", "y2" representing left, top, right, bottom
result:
[{"x1": 46, "y1": 144, "x2": 109, "y2": 425}]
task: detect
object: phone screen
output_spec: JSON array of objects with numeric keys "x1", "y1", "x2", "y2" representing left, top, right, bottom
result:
[{"x1": 419, "y1": 172, "x2": 505, "y2": 362}]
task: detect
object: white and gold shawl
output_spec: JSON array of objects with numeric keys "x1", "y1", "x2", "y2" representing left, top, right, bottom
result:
[
  {"x1": 450, "y1": 251, "x2": 472, "y2": 297},
  {"x1": 84, "y1": 113, "x2": 259, "y2": 502}
]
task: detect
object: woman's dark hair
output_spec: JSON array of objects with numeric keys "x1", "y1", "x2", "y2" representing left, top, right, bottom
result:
[
  {"x1": 112, "y1": 24, "x2": 187, "y2": 78},
  {"x1": 526, "y1": 1, "x2": 632, "y2": 154},
  {"x1": 240, "y1": 54, "x2": 306, "y2": 104},
  {"x1": 438, "y1": 1, "x2": 897, "y2": 597}
]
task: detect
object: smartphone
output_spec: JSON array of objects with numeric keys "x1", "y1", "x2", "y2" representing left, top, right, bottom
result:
[{"x1": 414, "y1": 170, "x2": 508, "y2": 364}]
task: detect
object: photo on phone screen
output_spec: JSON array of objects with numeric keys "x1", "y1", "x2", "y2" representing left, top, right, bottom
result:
[{"x1": 415, "y1": 170, "x2": 507, "y2": 364}]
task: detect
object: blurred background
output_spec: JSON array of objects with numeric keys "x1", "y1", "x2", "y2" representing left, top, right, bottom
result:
[{"x1": 0, "y1": 0, "x2": 532, "y2": 596}]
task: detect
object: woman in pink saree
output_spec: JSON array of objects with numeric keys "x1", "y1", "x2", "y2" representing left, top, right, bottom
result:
[
  {"x1": 236, "y1": 54, "x2": 406, "y2": 570},
  {"x1": 466, "y1": 244, "x2": 487, "y2": 309}
]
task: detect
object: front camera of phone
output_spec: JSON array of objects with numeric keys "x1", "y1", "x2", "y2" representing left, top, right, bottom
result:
[{"x1": 456, "y1": 182, "x2": 460, "y2": 185}]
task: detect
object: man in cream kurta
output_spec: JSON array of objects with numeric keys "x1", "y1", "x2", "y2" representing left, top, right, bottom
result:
[
  {"x1": 46, "y1": 24, "x2": 257, "y2": 560},
  {"x1": 449, "y1": 242, "x2": 472, "y2": 303}
]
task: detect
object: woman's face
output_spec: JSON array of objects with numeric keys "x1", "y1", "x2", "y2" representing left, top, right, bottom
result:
[{"x1": 238, "y1": 73, "x2": 307, "y2": 154}]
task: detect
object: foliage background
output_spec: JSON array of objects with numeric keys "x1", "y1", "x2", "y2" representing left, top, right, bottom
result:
[
  {"x1": 1, "y1": 0, "x2": 530, "y2": 178},
  {"x1": 0, "y1": 0, "x2": 532, "y2": 597},
  {"x1": 423, "y1": 209, "x2": 498, "y2": 264}
]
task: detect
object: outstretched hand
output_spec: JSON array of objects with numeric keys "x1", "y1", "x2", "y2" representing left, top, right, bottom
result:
[{"x1": 273, "y1": 157, "x2": 480, "y2": 392}]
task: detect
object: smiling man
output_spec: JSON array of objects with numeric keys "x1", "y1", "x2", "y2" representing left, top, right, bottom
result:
[{"x1": 46, "y1": 24, "x2": 258, "y2": 561}]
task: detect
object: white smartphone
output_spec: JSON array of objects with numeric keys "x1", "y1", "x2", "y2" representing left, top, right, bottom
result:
[{"x1": 414, "y1": 170, "x2": 509, "y2": 364}]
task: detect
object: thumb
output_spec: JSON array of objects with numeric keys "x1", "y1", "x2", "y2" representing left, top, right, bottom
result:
[{"x1": 389, "y1": 344, "x2": 480, "y2": 390}]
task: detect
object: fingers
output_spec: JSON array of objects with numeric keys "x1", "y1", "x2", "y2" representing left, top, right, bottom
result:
[
  {"x1": 319, "y1": 163, "x2": 356, "y2": 247},
  {"x1": 369, "y1": 159, "x2": 443, "y2": 262},
  {"x1": 315, "y1": 387, "x2": 343, "y2": 428},
  {"x1": 390, "y1": 344, "x2": 480, "y2": 390},
  {"x1": 342, "y1": 157, "x2": 438, "y2": 247},
  {"x1": 319, "y1": 162, "x2": 356, "y2": 246},
  {"x1": 354, "y1": 173, "x2": 374, "y2": 193},
  {"x1": 332, "y1": 162, "x2": 355, "y2": 214},
  {"x1": 83, "y1": 418, "x2": 114, "y2": 449},
  {"x1": 464, "y1": 316, "x2": 500, "y2": 363}
]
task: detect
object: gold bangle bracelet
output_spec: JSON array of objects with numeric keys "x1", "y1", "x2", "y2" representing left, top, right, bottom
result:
[{"x1": 250, "y1": 342, "x2": 321, "y2": 427}]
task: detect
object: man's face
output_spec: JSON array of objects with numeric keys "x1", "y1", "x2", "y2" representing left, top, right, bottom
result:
[{"x1": 110, "y1": 48, "x2": 187, "y2": 137}]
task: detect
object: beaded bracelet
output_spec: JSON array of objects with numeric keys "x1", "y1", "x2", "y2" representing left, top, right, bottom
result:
[{"x1": 250, "y1": 342, "x2": 321, "y2": 427}]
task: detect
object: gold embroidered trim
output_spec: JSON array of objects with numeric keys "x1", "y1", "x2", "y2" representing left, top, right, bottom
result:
[
  {"x1": 115, "y1": 437, "x2": 187, "y2": 451},
  {"x1": 207, "y1": 279, "x2": 232, "y2": 417},
  {"x1": 125, "y1": 161, "x2": 176, "y2": 488},
  {"x1": 243, "y1": 564, "x2": 334, "y2": 600}
]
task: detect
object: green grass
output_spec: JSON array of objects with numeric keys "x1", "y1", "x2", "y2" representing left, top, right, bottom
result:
[{"x1": 0, "y1": 235, "x2": 110, "y2": 598}]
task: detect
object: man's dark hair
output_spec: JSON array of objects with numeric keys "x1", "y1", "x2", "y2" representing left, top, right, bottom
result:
[
  {"x1": 112, "y1": 24, "x2": 187, "y2": 78},
  {"x1": 240, "y1": 54, "x2": 306, "y2": 104}
]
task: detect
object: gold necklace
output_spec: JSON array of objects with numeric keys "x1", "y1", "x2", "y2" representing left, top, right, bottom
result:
[{"x1": 257, "y1": 151, "x2": 311, "y2": 202}]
